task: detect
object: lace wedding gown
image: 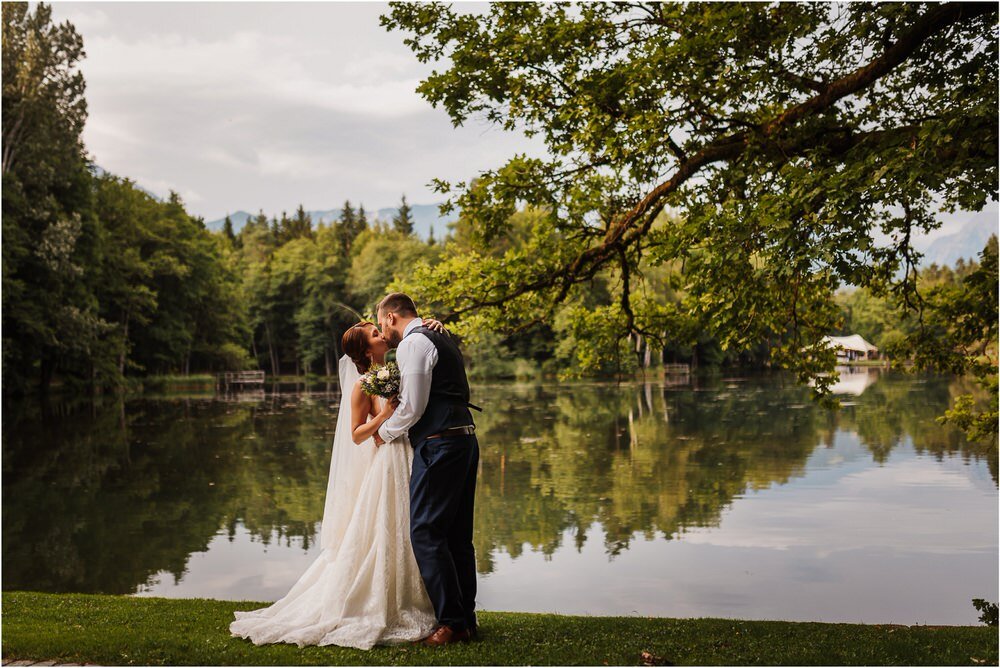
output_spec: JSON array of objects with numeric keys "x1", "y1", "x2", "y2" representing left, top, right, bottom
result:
[{"x1": 230, "y1": 356, "x2": 436, "y2": 650}]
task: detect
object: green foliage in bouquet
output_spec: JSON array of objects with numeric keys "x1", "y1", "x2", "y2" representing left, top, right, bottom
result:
[{"x1": 360, "y1": 361, "x2": 401, "y2": 398}]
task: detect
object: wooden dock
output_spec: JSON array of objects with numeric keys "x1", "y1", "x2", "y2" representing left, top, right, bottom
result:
[
  {"x1": 662, "y1": 363, "x2": 690, "y2": 375},
  {"x1": 216, "y1": 370, "x2": 265, "y2": 391}
]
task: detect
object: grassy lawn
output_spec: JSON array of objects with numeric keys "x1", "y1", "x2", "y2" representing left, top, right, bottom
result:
[{"x1": 1, "y1": 592, "x2": 996, "y2": 666}]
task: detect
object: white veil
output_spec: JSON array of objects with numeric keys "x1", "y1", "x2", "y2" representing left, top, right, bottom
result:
[{"x1": 319, "y1": 354, "x2": 377, "y2": 553}]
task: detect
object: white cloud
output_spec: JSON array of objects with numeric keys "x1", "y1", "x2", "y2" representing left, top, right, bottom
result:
[
  {"x1": 54, "y1": 6, "x2": 111, "y2": 35},
  {"x1": 83, "y1": 30, "x2": 424, "y2": 118},
  {"x1": 134, "y1": 175, "x2": 204, "y2": 204},
  {"x1": 47, "y1": 2, "x2": 544, "y2": 220},
  {"x1": 681, "y1": 454, "x2": 988, "y2": 556},
  {"x1": 50, "y1": 2, "x2": 996, "y2": 227}
]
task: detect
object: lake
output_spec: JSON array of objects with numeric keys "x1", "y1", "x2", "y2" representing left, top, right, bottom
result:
[{"x1": 3, "y1": 369, "x2": 996, "y2": 625}]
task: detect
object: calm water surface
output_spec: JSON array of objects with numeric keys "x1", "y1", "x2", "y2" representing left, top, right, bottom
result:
[{"x1": 3, "y1": 369, "x2": 996, "y2": 624}]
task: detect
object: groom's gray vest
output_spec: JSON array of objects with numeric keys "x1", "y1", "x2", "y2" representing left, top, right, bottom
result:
[{"x1": 407, "y1": 325, "x2": 475, "y2": 446}]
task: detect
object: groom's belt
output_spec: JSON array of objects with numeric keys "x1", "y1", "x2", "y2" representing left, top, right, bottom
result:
[{"x1": 424, "y1": 425, "x2": 476, "y2": 439}]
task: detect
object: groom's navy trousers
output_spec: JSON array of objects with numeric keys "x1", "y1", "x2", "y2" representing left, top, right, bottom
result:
[{"x1": 410, "y1": 433, "x2": 479, "y2": 632}]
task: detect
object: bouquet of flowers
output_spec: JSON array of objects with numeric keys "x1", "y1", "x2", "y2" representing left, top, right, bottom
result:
[{"x1": 360, "y1": 361, "x2": 401, "y2": 398}]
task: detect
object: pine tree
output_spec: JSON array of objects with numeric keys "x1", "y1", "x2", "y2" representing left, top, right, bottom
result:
[
  {"x1": 393, "y1": 194, "x2": 414, "y2": 235},
  {"x1": 336, "y1": 199, "x2": 365, "y2": 255},
  {"x1": 340, "y1": 200, "x2": 356, "y2": 229},
  {"x1": 222, "y1": 215, "x2": 236, "y2": 244},
  {"x1": 286, "y1": 204, "x2": 313, "y2": 240},
  {"x1": 428, "y1": 224, "x2": 436, "y2": 246}
]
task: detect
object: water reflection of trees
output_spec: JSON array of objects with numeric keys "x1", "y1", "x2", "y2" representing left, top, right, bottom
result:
[
  {"x1": 472, "y1": 372, "x2": 996, "y2": 573},
  {"x1": 472, "y1": 377, "x2": 822, "y2": 571},
  {"x1": 2, "y1": 394, "x2": 334, "y2": 594},
  {"x1": 835, "y1": 372, "x2": 996, "y2": 478},
  {"x1": 2, "y1": 372, "x2": 992, "y2": 593}
]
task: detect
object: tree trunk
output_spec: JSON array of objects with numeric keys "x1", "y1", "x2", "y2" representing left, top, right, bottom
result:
[
  {"x1": 265, "y1": 321, "x2": 279, "y2": 375},
  {"x1": 118, "y1": 312, "x2": 130, "y2": 378}
]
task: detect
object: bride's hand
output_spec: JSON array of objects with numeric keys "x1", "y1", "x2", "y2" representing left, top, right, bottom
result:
[
  {"x1": 378, "y1": 395, "x2": 399, "y2": 418},
  {"x1": 424, "y1": 318, "x2": 448, "y2": 334}
]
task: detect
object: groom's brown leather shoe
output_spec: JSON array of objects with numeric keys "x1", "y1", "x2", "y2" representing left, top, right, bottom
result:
[{"x1": 422, "y1": 625, "x2": 471, "y2": 646}]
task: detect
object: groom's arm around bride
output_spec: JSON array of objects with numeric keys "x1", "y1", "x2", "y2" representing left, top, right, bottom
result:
[{"x1": 375, "y1": 292, "x2": 481, "y2": 645}]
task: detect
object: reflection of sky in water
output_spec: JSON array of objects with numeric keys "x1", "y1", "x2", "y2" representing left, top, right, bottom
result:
[
  {"x1": 138, "y1": 431, "x2": 997, "y2": 625},
  {"x1": 136, "y1": 527, "x2": 320, "y2": 603}
]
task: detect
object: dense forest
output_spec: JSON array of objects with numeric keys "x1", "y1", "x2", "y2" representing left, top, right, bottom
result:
[{"x1": 3, "y1": 3, "x2": 996, "y2": 444}]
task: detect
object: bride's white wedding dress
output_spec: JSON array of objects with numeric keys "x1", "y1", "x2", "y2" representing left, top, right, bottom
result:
[{"x1": 230, "y1": 356, "x2": 436, "y2": 650}]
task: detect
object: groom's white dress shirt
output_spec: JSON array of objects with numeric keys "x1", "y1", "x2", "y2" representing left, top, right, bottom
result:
[{"x1": 378, "y1": 317, "x2": 437, "y2": 443}]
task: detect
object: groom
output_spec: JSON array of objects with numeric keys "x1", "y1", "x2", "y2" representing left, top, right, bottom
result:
[{"x1": 375, "y1": 292, "x2": 480, "y2": 646}]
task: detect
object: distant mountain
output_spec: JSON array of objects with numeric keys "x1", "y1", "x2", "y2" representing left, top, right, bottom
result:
[
  {"x1": 206, "y1": 203, "x2": 457, "y2": 240},
  {"x1": 205, "y1": 209, "x2": 335, "y2": 234},
  {"x1": 919, "y1": 209, "x2": 997, "y2": 268},
  {"x1": 374, "y1": 203, "x2": 455, "y2": 240},
  {"x1": 205, "y1": 210, "x2": 253, "y2": 232}
]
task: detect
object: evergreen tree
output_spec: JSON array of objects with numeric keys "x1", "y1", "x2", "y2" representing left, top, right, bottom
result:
[
  {"x1": 335, "y1": 199, "x2": 365, "y2": 255},
  {"x1": 271, "y1": 214, "x2": 283, "y2": 244},
  {"x1": 222, "y1": 215, "x2": 236, "y2": 244},
  {"x1": 238, "y1": 210, "x2": 274, "y2": 264},
  {"x1": 284, "y1": 204, "x2": 313, "y2": 241},
  {"x1": 393, "y1": 194, "x2": 414, "y2": 235},
  {"x1": 340, "y1": 200, "x2": 356, "y2": 229},
  {"x1": 428, "y1": 224, "x2": 436, "y2": 246}
]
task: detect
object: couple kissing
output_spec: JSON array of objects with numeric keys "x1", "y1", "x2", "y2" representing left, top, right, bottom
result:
[{"x1": 231, "y1": 292, "x2": 480, "y2": 649}]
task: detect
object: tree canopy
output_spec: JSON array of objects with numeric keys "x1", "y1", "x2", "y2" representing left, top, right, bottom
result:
[{"x1": 383, "y1": 2, "x2": 998, "y2": 390}]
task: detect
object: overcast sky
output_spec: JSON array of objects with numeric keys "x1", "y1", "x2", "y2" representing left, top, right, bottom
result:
[
  {"x1": 50, "y1": 1, "x2": 542, "y2": 221},
  {"x1": 49, "y1": 1, "x2": 996, "y2": 240}
]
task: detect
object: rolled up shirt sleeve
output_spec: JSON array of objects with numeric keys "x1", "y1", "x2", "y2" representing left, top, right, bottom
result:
[{"x1": 377, "y1": 333, "x2": 438, "y2": 443}]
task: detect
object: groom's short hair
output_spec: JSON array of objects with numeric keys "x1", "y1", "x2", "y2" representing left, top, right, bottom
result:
[{"x1": 378, "y1": 292, "x2": 418, "y2": 317}]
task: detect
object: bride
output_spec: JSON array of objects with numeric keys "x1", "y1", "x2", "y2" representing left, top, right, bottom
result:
[{"x1": 229, "y1": 320, "x2": 446, "y2": 650}]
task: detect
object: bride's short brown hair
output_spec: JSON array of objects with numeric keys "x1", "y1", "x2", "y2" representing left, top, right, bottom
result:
[{"x1": 342, "y1": 322, "x2": 376, "y2": 374}]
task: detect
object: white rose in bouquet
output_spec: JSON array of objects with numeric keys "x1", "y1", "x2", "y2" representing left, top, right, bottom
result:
[{"x1": 360, "y1": 361, "x2": 401, "y2": 398}]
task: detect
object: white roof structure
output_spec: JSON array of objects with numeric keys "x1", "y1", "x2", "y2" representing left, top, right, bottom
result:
[{"x1": 822, "y1": 334, "x2": 879, "y2": 353}]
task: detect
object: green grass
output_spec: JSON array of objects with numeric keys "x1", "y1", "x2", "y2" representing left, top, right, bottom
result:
[{"x1": 2, "y1": 592, "x2": 996, "y2": 666}]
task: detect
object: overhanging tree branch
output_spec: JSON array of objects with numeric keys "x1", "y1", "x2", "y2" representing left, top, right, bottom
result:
[{"x1": 449, "y1": 2, "x2": 995, "y2": 320}]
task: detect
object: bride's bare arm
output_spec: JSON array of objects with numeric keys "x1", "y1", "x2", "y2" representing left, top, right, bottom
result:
[{"x1": 350, "y1": 380, "x2": 397, "y2": 445}]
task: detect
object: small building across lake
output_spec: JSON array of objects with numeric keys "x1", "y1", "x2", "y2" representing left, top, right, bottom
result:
[{"x1": 821, "y1": 334, "x2": 880, "y2": 362}]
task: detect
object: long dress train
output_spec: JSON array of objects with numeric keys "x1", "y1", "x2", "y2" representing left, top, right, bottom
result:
[{"x1": 229, "y1": 357, "x2": 436, "y2": 650}]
